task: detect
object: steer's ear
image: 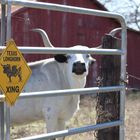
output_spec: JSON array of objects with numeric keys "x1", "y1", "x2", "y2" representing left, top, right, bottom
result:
[
  {"x1": 89, "y1": 57, "x2": 96, "y2": 65},
  {"x1": 54, "y1": 54, "x2": 68, "y2": 63}
]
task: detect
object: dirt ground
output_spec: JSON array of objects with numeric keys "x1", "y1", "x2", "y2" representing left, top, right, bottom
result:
[{"x1": 10, "y1": 92, "x2": 140, "y2": 140}]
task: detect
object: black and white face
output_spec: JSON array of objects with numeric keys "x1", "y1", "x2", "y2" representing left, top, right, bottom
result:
[{"x1": 54, "y1": 46, "x2": 96, "y2": 88}]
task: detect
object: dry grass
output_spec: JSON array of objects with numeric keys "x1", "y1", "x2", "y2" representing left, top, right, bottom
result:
[
  {"x1": 10, "y1": 93, "x2": 140, "y2": 140},
  {"x1": 11, "y1": 96, "x2": 96, "y2": 140},
  {"x1": 125, "y1": 93, "x2": 140, "y2": 140}
]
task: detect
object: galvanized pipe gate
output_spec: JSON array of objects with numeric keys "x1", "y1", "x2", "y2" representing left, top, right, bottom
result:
[{"x1": 0, "y1": 0, "x2": 127, "y2": 140}]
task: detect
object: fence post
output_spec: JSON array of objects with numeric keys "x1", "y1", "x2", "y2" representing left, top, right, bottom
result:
[{"x1": 96, "y1": 34, "x2": 120, "y2": 140}]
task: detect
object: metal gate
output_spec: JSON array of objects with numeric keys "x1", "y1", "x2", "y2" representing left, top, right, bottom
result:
[{"x1": 0, "y1": 0, "x2": 127, "y2": 140}]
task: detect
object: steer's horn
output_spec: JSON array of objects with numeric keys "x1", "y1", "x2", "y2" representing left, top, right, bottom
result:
[
  {"x1": 32, "y1": 28, "x2": 54, "y2": 48},
  {"x1": 109, "y1": 28, "x2": 122, "y2": 37},
  {"x1": 96, "y1": 45, "x2": 102, "y2": 48},
  {"x1": 94, "y1": 28, "x2": 122, "y2": 49}
]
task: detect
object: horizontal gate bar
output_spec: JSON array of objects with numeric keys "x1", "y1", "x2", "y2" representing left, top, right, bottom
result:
[
  {"x1": 0, "y1": 86, "x2": 125, "y2": 102},
  {"x1": 0, "y1": 46, "x2": 123, "y2": 55},
  {"x1": 2, "y1": 0, "x2": 125, "y2": 27},
  {"x1": 16, "y1": 120, "x2": 122, "y2": 140}
]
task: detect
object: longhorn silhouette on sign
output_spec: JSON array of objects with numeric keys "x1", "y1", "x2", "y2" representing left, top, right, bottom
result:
[{"x1": 1, "y1": 64, "x2": 22, "y2": 83}]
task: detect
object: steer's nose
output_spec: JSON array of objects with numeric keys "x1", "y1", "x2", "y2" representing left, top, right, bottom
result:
[{"x1": 72, "y1": 61, "x2": 86, "y2": 75}]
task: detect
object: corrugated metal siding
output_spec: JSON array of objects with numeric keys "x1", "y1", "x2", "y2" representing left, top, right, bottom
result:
[{"x1": 11, "y1": 7, "x2": 119, "y2": 55}]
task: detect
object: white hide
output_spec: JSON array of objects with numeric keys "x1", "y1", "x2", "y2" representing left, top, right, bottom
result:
[{"x1": 10, "y1": 46, "x2": 93, "y2": 140}]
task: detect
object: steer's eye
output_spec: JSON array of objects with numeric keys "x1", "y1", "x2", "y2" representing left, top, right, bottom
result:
[
  {"x1": 67, "y1": 55, "x2": 71, "y2": 59},
  {"x1": 86, "y1": 54, "x2": 90, "y2": 58}
]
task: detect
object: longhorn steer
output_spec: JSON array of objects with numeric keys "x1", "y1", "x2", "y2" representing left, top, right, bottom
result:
[{"x1": 10, "y1": 29, "x2": 96, "y2": 140}]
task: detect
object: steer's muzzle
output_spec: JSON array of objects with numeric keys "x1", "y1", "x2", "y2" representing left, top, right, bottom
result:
[{"x1": 72, "y1": 61, "x2": 86, "y2": 75}]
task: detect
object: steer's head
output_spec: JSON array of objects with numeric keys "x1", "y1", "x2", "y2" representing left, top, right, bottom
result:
[
  {"x1": 54, "y1": 46, "x2": 96, "y2": 88},
  {"x1": 32, "y1": 29, "x2": 96, "y2": 89}
]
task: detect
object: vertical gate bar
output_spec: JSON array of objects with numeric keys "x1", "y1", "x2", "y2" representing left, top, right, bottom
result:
[
  {"x1": 119, "y1": 89, "x2": 126, "y2": 140},
  {"x1": 0, "y1": 2, "x2": 6, "y2": 140},
  {"x1": 7, "y1": 0, "x2": 12, "y2": 39},
  {"x1": 1, "y1": 3, "x2": 6, "y2": 45},
  {"x1": 119, "y1": 26, "x2": 127, "y2": 139},
  {"x1": 5, "y1": 106, "x2": 10, "y2": 140},
  {"x1": 0, "y1": 103, "x2": 5, "y2": 140},
  {"x1": 5, "y1": 0, "x2": 12, "y2": 140}
]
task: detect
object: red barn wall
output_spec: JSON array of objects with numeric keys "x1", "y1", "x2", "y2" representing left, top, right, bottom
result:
[
  {"x1": 9, "y1": 0, "x2": 140, "y2": 88},
  {"x1": 127, "y1": 30, "x2": 140, "y2": 89}
]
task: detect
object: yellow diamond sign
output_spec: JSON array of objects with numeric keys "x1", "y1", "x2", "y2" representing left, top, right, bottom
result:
[{"x1": 0, "y1": 39, "x2": 32, "y2": 106}]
